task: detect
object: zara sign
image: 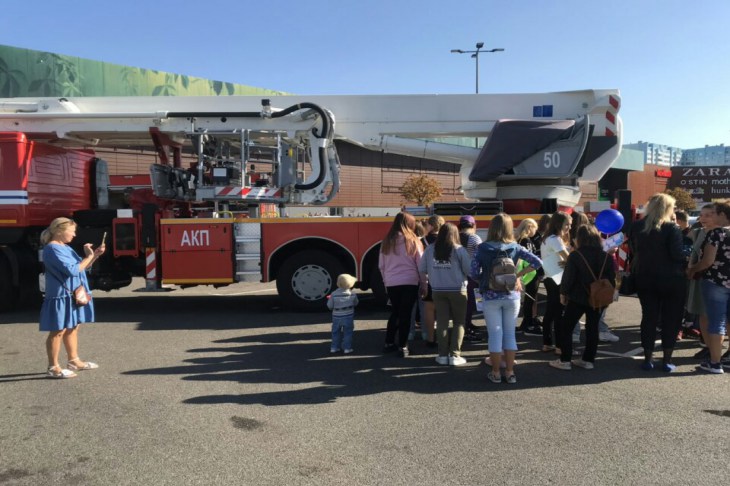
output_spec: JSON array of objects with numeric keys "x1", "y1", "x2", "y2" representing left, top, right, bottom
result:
[{"x1": 669, "y1": 166, "x2": 730, "y2": 201}]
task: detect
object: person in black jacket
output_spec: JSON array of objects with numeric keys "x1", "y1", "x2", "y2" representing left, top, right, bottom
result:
[
  {"x1": 629, "y1": 193, "x2": 688, "y2": 372},
  {"x1": 550, "y1": 225, "x2": 615, "y2": 370}
]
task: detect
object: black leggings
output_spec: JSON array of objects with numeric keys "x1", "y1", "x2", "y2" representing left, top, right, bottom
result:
[
  {"x1": 560, "y1": 301, "x2": 601, "y2": 362},
  {"x1": 542, "y1": 277, "x2": 564, "y2": 347},
  {"x1": 465, "y1": 278, "x2": 478, "y2": 329},
  {"x1": 385, "y1": 285, "x2": 419, "y2": 348},
  {"x1": 520, "y1": 276, "x2": 540, "y2": 328},
  {"x1": 637, "y1": 281, "x2": 687, "y2": 359}
]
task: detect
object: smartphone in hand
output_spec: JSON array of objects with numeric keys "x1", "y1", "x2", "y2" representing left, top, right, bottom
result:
[{"x1": 101, "y1": 231, "x2": 107, "y2": 246}]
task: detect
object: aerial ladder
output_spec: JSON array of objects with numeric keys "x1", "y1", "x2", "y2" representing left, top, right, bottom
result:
[{"x1": 0, "y1": 89, "x2": 622, "y2": 209}]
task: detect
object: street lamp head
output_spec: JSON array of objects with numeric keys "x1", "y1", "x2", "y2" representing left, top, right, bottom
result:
[
  {"x1": 471, "y1": 53, "x2": 477, "y2": 59},
  {"x1": 490, "y1": 48, "x2": 505, "y2": 52},
  {"x1": 450, "y1": 49, "x2": 464, "y2": 53},
  {"x1": 476, "y1": 42, "x2": 484, "y2": 49}
]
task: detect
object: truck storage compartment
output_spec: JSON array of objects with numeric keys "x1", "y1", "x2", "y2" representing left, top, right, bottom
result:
[{"x1": 160, "y1": 219, "x2": 234, "y2": 284}]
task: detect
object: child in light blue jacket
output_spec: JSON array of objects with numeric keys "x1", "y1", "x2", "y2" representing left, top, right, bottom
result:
[{"x1": 327, "y1": 274, "x2": 359, "y2": 354}]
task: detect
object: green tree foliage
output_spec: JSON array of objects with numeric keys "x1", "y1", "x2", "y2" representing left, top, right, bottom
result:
[
  {"x1": 400, "y1": 174, "x2": 443, "y2": 207},
  {"x1": 665, "y1": 187, "x2": 696, "y2": 211}
]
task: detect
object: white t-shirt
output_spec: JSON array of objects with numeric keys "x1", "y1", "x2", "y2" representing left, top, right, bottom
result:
[{"x1": 541, "y1": 235, "x2": 567, "y2": 284}]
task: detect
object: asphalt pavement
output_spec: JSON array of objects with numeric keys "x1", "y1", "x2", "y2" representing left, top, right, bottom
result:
[{"x1": 1, "y1": 279, "x2": 729, "y2": 485}]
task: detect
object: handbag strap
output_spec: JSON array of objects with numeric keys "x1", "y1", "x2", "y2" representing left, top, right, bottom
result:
[{"x1": 575, "y1": 250, "x2": 608, "y2": 282}]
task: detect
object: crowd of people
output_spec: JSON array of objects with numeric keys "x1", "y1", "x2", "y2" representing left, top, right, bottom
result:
[
  {"x1": 329, "y1": 192, "x2": 730, "y2": 383},
  {"x1": 38, "y1": 195, "x2": 729, "y2": 382}
]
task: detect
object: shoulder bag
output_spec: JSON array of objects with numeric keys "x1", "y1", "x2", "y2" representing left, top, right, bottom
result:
[{"x1": 46, "y1": 266, "x2": 91, "y2": 306}]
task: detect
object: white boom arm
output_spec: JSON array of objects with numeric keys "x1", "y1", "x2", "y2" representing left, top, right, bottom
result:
[{"x1": 0, "y1": 89, "x2": 622, "y2": 207}]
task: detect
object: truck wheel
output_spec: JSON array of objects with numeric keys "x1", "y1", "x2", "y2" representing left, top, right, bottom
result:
[
  {"x1": 369, "y1": 266, "x2": 388, "y2": 306},
  {"x1": 0, "y1": 254, "x2": 17, "y2": 312},
  {"x1": 276, "y1": 250, "x2": 344, "y2": 311}
]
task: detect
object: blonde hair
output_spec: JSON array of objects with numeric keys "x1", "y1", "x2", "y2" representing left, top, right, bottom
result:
[
  {"x1": 426, "y1": 215, "x2": 445, "y2": 233},
  {"x1": 337, "y1": 274, "x2": 357, "y2": 290},
  {"x1": 487, "y1": 213, "x2": 515, "y2": 243},
  {"x1": 514, "y1": 218, "x2": 537, "y2": 241},
  {"x1": 642, "y1": 193, "x2": 676, "y2": 233},
  {"x1": 40, "y1": 217, "x2": 76, "y2": 245}
]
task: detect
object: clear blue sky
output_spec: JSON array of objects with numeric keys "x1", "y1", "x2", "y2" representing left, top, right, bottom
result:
[{"x1": 1, "y1": 0, "x2": 728, "y2": 149}]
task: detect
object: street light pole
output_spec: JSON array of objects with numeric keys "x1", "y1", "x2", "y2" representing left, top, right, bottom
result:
[
  {"x1": 450, "y1": 42, "x2": 504, "y2": 95},
  {"x1": 451, "y1": 42, "x2": 504, "y2": 146}
]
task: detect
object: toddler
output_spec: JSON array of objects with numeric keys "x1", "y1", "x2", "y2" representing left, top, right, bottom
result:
[{"x1": 328, "y1": 274, "x2": 359, "y2": 354}]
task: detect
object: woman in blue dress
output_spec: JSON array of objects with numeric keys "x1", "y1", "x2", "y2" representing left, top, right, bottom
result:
[{"x1": 40, "y1": 217, "x2": 105, "y2": 378}]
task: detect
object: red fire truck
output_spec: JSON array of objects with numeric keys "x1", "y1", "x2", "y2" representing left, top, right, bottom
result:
[{"x1": 0, "y1": 91, "x2": 622, "y2": 310}]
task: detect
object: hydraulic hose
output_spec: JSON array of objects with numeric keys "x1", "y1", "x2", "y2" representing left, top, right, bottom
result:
[
  {"x1": 274, "y1": 103, "x2": 333, "y2": 191},
  {"x1": 270, "y1": 102, "x2": 331, "y2": 140},
  {"x1": 168, "y1": 102, "x2": 334, "y2": 192},
  {"x1": 295, "y1": 146, "x2": 329, "y2": 191}
]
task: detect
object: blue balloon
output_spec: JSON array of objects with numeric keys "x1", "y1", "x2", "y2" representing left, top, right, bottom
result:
[{"x1": 595, "y1": 209, "x2": 624, "y2": 235}]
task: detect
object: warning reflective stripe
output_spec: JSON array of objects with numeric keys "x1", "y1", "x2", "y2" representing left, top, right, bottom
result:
[
  {"x1": 0, "y1": 190, "x2": 28, "y2": 205},
  {"x1": 214, "y1": 187, "x2": 282, "y2": 199},
  {"x1": 145, "y1": 248, "x2": 156, "y2": 280}
]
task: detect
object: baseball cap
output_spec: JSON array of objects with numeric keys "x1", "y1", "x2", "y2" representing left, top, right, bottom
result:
[{"x1": 459, "y1": 215, "x2": 476, "y2": 226}]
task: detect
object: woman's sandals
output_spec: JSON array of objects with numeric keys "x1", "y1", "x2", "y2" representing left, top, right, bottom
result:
[
  {"x1": 67, "y1": 357, "x2": 99, "y2": 371},
  {"x1": 47, "y1": 366, "x2": 77, "y2": 379}
]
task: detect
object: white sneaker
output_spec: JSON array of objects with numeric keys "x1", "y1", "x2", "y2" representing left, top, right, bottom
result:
[
  {"x1": 571, "y1": 358, "x2": 594, "y2": 369},
  {"x1": 599, "y1": 331, "x2": 619, "y2": 342},
  {"x1": 435, "y1": 355, "x2": 449, "y2": 365},
  {"x1": 449, "y1": 356, "x2": 467, "y2": 366},
  {"x1": 549, "y1": 359, "x2": 571, "y2": 370},
  {"x1": 343, "y1": 349, "x2": 354, "y2": 354}
]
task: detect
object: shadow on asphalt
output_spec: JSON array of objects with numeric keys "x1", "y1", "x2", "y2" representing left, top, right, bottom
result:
[
  {"x1": 121, "y1": 309, "x2": 707, "y2": 406},
  {"x1": 0, "y1": 372, "x2": 50, "y2": 383},
  {"x1": 3, "y1": 292, "x2": 708, "y2": 400},
  {"x1": 0, "y1": 293, "x2": 362, "y2": 329}
]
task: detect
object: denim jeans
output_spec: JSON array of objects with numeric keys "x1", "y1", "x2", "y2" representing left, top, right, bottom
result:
[
  {"x1": 332, "y1": 314, "x2": 354, "y2": 351},
  {"x1": 701, "y1": 280, "x2": 730, "y2": 336},
  {"x1": 483, "y1": 298, "x2": 520, "y2": 353}
]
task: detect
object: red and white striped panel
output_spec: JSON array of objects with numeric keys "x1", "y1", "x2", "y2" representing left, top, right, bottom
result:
[
  {"x1": 145, "y1": 248, "x2": 157, "y2": 281},
  {"x1": 604, "y1": 94, "x2": 620, "y2": 137},
  {"x1": 616, "y1": 241, "x2": 629, "y2": 272},
  {"x1": 215, "y1": 187, "x2": 283, "y2": 199}
]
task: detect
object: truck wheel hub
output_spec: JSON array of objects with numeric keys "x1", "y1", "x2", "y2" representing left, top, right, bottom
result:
[{"x1": 291, "y1": 264, "x2": 331, "y2": 301}]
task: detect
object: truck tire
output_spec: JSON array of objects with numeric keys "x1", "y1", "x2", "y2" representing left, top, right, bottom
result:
[
  {"x1": 369, "y1": 266, "x2": 388, "y2": 306},
  {"x1": 276, "y1": 250, "x2": 344, "y2": 311},
  {"x1": 12, "y1": 248, "x2": 42, "y2": 309},
  {"x1": 0, "y1": 254, "x2": 17, "y2": 312}
]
